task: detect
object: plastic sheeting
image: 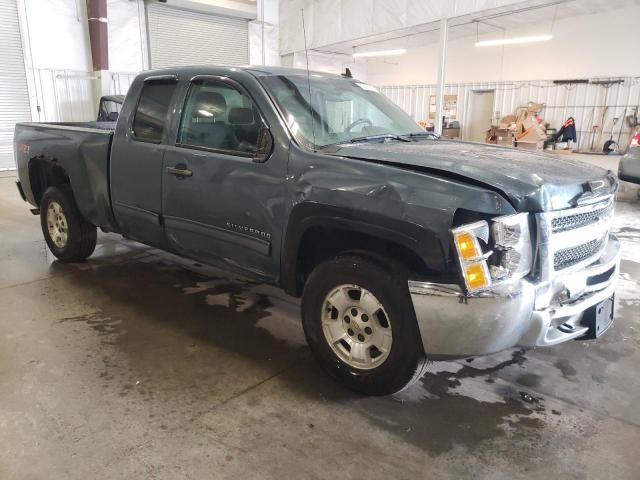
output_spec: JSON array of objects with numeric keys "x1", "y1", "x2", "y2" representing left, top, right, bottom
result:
[
  {"x1": 107, "y1": 0, "x2": 147, "y2": 72},
  {"x1": 279, "y1": 0, "x2": 529, "y2": 54},
  {"x1": 19, "y1": 0, "x2": 92, "y2": 71},
  {"x1": 249, "y1": 21, "x2": 281, "y2": 66}
]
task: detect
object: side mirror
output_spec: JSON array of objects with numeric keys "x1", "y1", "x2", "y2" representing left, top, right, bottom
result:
[{"x1": 253, "y1": 124, "x2": 273, "y2": 163}]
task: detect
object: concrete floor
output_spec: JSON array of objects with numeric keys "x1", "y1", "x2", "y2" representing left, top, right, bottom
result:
[{"x1": 1, "y1": 171, "x2": 639, "y2": 480}]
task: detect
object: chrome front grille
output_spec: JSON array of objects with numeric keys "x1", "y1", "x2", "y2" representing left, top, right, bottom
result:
[
  {"x1": 551, "y1": 202, "x2": 614, "y2": 233},
  {"x1": 554, "y1": 236, "x2": 607, "y2": 270},
  {"x1": 536, "y1": 195, "x2": 614, "y2": 276},
  {"x1": 534, "y1": 194, "x2": 617, "y2": 311}
]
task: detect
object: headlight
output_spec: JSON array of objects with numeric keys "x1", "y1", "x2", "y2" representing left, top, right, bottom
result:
[
  {"x1": 491, "y1": 213, "x2": 532, "y2": 281},
  {"x1": 451, "y1": 213, "x2": 532, "y2": 293}
]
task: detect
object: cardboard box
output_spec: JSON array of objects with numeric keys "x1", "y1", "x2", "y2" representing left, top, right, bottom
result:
[
  {"x1": 442, "y1": 127, "x2": 460, "y2": 139},
  {"x1": 515, "y1": 140, "x2": 544, "y2": 151}
]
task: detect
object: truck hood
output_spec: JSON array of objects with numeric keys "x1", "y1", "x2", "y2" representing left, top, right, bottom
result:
[{"x1": 327, "y1": 139, "x2": 617, "y2": 212}]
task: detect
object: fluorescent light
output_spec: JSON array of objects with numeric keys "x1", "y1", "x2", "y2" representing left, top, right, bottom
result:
[
  {"x1": 353, "y1": 49, "x2": 407, "y2": 58},
  {"x1": 475, "y1": 34, "x2": 552, "y2": 47}
]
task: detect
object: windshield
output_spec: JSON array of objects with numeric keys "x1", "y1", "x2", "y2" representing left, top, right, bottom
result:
[{"x1": 258, "y1": 74, "x2": 423, "y2": 149}]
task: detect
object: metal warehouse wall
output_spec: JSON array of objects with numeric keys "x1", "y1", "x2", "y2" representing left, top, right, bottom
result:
[
  {"x1": 379, "y1": 77, "x2": 640, "y2": 152},
  {"x1": 110, "y1": 72, "x2": 137, "y2": 95},
  {"x1": 28, "y1": 70, "x2": 96, "y2": 122}
]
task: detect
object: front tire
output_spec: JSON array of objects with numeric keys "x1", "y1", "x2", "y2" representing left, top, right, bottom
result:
[
  {"x1": 301, "y1": 255, "x2": 429, "y2": 395},
  {"x1": 40, "y1": 185, "x2": 97, "y2": 262}
]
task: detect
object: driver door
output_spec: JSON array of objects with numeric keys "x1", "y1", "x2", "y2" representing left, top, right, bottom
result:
[{"x1": 161, "y1": 76, "x2": 286, "y2": 282}]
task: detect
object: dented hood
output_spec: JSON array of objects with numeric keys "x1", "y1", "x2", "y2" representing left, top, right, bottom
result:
[{"x1": 328, "y1": 139, "x2": 617, "y2": 212}]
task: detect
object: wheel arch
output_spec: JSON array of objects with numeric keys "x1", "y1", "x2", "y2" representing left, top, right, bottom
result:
[
  {"x1": 281, "y1": 203, "x2": 448, "y2": 297},
  {"x1": 28, "y1": 157, "x2": 71, "y2": 206}
]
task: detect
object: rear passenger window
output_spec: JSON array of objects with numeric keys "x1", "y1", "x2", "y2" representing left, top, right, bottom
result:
[
  {"x1": 132, "y1": 81, "x2": 177, "y2": 143},
  {"x1": 177, "y1": 80, "x2": 262, "y2": 155}
]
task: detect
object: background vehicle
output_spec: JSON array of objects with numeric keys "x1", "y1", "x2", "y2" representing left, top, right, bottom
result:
[
  {"x1": 96, "y1": 95, "x2": 124, "y2": 122},
  {"x1": 13, "y1": 66, "x2": 621, "y2": 395},
  {"x1": 618, "y1": 131, "x2": 640, "y2": 185}
]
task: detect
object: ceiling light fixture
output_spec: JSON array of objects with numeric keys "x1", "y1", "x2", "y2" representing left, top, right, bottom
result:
[
  {"x1": 475, "y1": 34, "x2": 552, "y2": 47},
  {"x1": 352, "y1": 48, "x2": 407, "y2": 58}
]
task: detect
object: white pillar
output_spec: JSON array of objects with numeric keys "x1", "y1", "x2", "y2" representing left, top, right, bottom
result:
[
  {"x1": 261, "y1": 0, "x2": 266, "y2": 65},
  {"x1": 434, "y1": 16, "x2": 448, "y2": 135}
]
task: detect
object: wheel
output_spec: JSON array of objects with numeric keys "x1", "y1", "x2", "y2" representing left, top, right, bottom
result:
[
  {"x1": 40, "y1": 185, "x2": 97, "y2": 262},
  {"x1": 301, "y1": 255, "x2": 429, "y2": 395},
  {"x1": 602, "y1": 139, "x2": 617, "y2": 153}
]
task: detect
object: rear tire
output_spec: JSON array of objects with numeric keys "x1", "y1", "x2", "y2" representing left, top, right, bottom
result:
[
  {"x1": 301, "y1": 255, "x2": 429, "y2": 395},
  {"x1": 40, "y1": 185, "x2": 97, "y2": 262}
]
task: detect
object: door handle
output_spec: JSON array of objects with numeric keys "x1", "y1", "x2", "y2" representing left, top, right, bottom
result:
[{"x1": 166, "y1": 164, "x2": 193, "y2": 177}]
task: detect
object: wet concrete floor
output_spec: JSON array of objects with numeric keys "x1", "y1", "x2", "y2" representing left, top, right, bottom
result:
[{"x1": 1, "y1": 172, "x2": 639, "y2": 479}]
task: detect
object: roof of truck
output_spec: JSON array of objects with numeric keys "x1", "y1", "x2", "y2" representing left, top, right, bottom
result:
[{"x1": 138, "y1": 65, "x2": 350, "y2": 81}]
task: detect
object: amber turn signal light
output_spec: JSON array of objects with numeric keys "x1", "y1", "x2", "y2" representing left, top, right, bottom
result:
[
  {"x1": 454, "y1": 231, "x2": 480, "y2": 260},
  {"x1": 463, "y1": 262, "x2": 490, "y2": 290}
]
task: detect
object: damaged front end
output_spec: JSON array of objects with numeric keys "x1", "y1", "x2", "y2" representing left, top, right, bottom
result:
[{"x1": 408, "y1": 194, "x2": 620, "y2": 358}]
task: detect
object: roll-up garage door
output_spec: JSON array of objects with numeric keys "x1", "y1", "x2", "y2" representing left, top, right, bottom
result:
[
  {"x1": 0, "y1": 0, "x2": 31, "y2": 170},
  {"x1": 146, "y1": 4, "x2": 249, "y2": 69}
]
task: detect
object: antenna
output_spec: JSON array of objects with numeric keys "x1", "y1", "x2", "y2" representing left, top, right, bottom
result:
[{"x1": 301, "y1": 8, "x2": 316, "y2": 152}]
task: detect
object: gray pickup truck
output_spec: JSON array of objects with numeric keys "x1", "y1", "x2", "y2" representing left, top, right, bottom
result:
[{"x1": 14, "y1": 66, "x2": 621, "y2": 395}]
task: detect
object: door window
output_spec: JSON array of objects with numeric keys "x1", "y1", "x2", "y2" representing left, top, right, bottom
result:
[
  {"x1": 132, "y1": 81, "x2": 178, "y2": 143},
  {"x1": 178, "y1": 80, "x2": 262, "y2": 155}
]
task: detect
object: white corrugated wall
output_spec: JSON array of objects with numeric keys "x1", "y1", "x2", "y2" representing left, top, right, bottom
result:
[
  {"x1": 379, "y1": 77, "x2": 640, "y2": 152},
  {"x1": 0, "y1": 0, "x2": 31, "y2": 170}
]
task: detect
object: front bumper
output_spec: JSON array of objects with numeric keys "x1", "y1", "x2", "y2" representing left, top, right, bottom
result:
[{"x1": 408, "y1": 234, "x2": 621, "y2": 358}]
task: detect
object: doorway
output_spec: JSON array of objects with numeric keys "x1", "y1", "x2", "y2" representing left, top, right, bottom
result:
[{"x1": 466, "y1": 90, "x2": 495, "y2": 143}]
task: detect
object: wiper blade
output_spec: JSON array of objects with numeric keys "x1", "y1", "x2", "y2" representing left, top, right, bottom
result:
[
  {"x1": 318, "y1": 133, "x2": 416, "y2": 150},
  {"x1": 345, "y1": 133, "x2": 413, "y2": 144},
  {"x1": 407, "y1": 131, "x2": 441, "y2": 139}
]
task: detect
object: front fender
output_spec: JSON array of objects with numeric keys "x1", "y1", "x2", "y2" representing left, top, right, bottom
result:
[{"x1": 281, "y1": 145, "x2": 517, "y2": 296}]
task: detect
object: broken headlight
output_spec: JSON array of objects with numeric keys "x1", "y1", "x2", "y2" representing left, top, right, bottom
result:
[{"x1": 490, "y1": 213, "x2": 532, "y2": 281}]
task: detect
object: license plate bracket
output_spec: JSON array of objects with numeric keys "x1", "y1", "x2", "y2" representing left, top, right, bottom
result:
[{"x1": 583, "y1": 295, "x2": 614, "y2": 339}]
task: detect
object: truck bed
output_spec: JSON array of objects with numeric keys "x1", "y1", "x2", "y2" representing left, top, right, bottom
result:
[{"x1": 14, "y1": 122, "x2": 118, "y2": 232}]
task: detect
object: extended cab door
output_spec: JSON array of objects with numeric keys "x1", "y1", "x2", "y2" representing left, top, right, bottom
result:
[
  {"x1": 161, "y1": 75, "x2": 287, "y2": 282},
  {"x1": 110, "y1": 76, "x2": 179, "y2": 247}
]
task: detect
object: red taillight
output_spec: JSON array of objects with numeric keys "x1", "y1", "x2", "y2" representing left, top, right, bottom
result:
[{"x1": 631, "y1": 132, "x2": 640, "y2": 148}]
